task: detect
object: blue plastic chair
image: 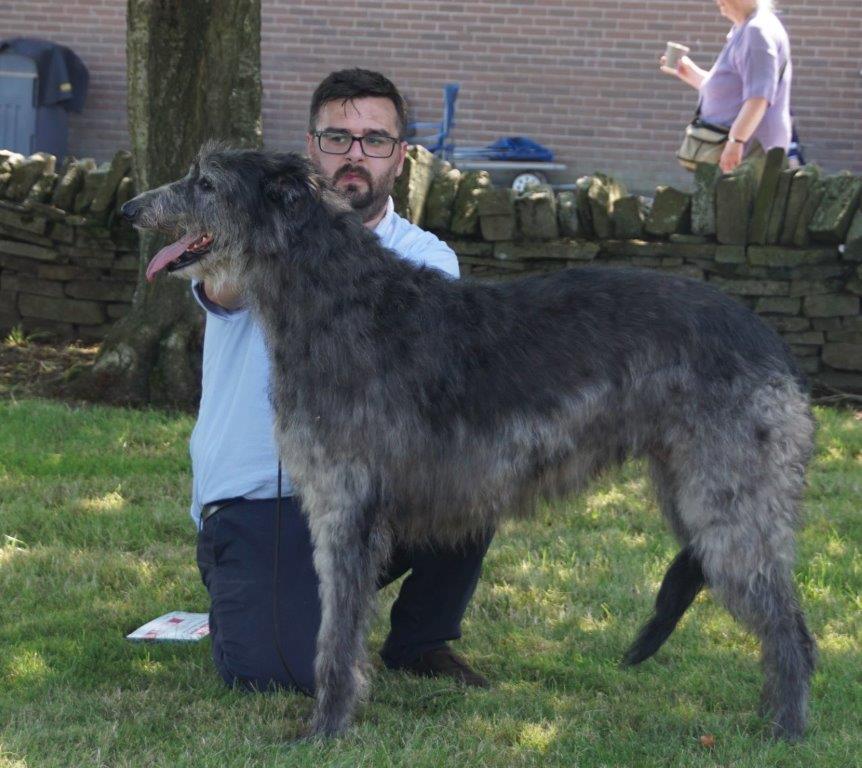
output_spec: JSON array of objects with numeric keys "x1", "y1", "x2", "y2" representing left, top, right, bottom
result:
[{"x1": 405, "y1": 83, "x2": 459, "y2": 157}]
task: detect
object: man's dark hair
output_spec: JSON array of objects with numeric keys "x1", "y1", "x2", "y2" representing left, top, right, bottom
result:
[{"x1": 309, "y1": 68, "x2": 407, "y2": 137}]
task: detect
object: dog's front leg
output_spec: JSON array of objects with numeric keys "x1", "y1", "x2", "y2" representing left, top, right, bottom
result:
[{"x1": 306, "y1": 500, "x2": 388, "y2": 737}]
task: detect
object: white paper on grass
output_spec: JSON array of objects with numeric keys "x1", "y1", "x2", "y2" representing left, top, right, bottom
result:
[{"x1": 126, "y1": 611, "x2": 209, "y2": 642}]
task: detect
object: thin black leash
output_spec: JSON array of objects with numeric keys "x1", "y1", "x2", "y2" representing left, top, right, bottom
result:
[{"x1": 272, "y1": 460, "x2": 301, "y2": 688}]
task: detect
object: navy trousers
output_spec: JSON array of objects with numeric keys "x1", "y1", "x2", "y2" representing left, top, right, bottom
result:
[{"x1": 196, "y1": 496, "x2": 491, "y2": 695}]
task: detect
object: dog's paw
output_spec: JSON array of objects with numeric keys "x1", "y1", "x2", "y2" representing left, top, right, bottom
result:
[{"x1": 308, "y1": 711, "x2": 351, "y2": 739}]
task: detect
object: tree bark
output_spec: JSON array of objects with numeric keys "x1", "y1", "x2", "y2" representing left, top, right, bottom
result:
[{"x1": 80, "y1": 0, "x2": 261, "y2": 408}]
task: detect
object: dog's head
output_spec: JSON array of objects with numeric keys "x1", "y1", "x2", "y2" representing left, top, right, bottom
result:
[{"x1": 122, "y1": 143, "x2": 339, "y2": 289}]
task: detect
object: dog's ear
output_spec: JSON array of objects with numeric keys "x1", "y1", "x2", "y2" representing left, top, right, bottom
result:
[{"x1": 262, "y1": 167, "x2": 321, "y2": 206}]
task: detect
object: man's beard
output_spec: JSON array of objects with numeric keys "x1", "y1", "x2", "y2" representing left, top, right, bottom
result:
[{"x1": 333, "y1": 162, "x2": 398, "y2": 222}]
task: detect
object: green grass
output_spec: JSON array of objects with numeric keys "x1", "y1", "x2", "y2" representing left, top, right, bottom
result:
[{"x1": 1, "y1": 399, "x2": 859, "y2": 767}]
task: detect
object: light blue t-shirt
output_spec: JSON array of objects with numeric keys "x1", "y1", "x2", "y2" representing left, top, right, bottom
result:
[{"x1": 188, "y1": 197, "x2": 458, "y2": 526}]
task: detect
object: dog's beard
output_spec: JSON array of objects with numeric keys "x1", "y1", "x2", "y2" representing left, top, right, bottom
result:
[
  {"x1": 333, "y1": 162, "x2": 398, "y2": 223},
  {"x1": 185, "y1": 251, "x2": 244, "y2": 297}
]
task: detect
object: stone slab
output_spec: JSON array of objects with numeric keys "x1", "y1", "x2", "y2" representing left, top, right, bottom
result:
[
  {"x1": 842, "y1": 208, "x2": 862, "y2": 260},
  {"x1": 18, "y1": 293, "x2": 105, "y2": 325},
  {"x1": 715, "y1": 245, "x2": 746, "y2": 264},
  {"x1": 715, "y1": 156, "x2": 762, "y2": 245},
  {"x1": 494, "y1": 240, "x2": 598, "y2": 261},
  {"x1": 0, "y1": 207, "x2": 48, "y2": 236},
  {"x1": 611, "y1": 195, "x2": 645, "y2": 240},
  {"x1": 479, "y1": 214, "x2": 516, "y2": 242},
  {"x1": 782, "y1": 330, "x2": 825, "y2": 345},
  {"x1": 803, "y1": 294, "x2": 860, "y2": 318},
  {"x1": 827, "y1": 330, "x2": 862, "y2": 344},
  {"x1": 65, "y1": 280, "x2": 136, "y2": 302},
  {"x1": 789, "y1": 278, "x2": 845, "y2": 297},
  {"x1": 90, "y1": 150, "x2": 133, "y2": 215},
  {"x1": 822, "y1": 343, "x2": 862, "y2": 371},
  {"x1": 709, "y1": 276, "x2": 789, "y2": 296},
  {"x1": 815, "y1": 371, "x2": 862, "y2": 392},
  {"x1": 574, "y1": 176, "x2": 595, "y2": 239},
  {"x1": 747, "y1": 246, "x2": 836, "y2": 268},
  {"x1": 516, "y1": 185, "x2": 559, "y2": 240},
  {"x1": 477, "y1": 187, "x2": 515, "y2": 217},
  {"x1": 754, "y1": 296, "x2": 801, "y2": 315},
  {"x1": 691, "y1": 162, "x2": 721, "y2": 236},
  {"x1": 808, "y1": 173, "x2": 862, "y2": 244},
  {"x1": 25, "y1": 173, "x2": 58, "y2": 205},
  {"x1": 0, "y1": 274, "x2": 64, "y2": 298},
  {"x1": 793, "y1": 178, "x2": 825, "y2": 247},
  {"x1": 556, "y1": 191, "x2": 580, "y2": 238},
  {"x1": 5, "y1": 154, "x2": 54, "y2": 202},
  {"x1": 762, "y1": 315, "x2": 811, "y2": 333},
  {"x1": 391, "y1": 145, "x2": 435, "y2": 226},
  {"x1": 644, "y1": 186, "x2": 690, "y2": 236},
  {"x1": 450, "y1": 170, "x2": 491, "y2": 236},
  {"x1": 588, "y1": 173, "x2": 626, "y2": 239},
  {"x1": 51, "y1": 161, "x2": 88, "y2": 211},
  {"x1": 0, "y1": 238, "x2": 59, "y2": 262},
  {"x1": 748, "y1": 146, "x2": 786, "y2": 245},
  {"x1": 446, "y1": 239, "x2": 494, "y2": 257},
  {"x1": 73, "y1": 164, "x2": 110, "y2": 214},
  {"x1": 765, "y1": 167, "x2": 796, "y2": 244},
  {"x1": 779, "y1": 164, "x2": 820, "y2": 245}
]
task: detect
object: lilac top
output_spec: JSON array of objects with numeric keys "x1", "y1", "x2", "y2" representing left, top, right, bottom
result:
[{"x1": 699, "y1": 10, "x2": 792, "y2": 151}]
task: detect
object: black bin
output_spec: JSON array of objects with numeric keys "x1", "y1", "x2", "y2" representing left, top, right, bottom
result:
[{"x1": 0, "y1": 37, "x2": 89, "y2": 160}]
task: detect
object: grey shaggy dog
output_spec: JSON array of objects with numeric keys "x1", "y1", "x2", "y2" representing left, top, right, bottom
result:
[{"x1": 123, "y1": 145, "x2": 817, "y2": 741}]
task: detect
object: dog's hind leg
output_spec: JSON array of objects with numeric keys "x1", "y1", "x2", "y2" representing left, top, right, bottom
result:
[
  {"x1": 696, "y1": 526, "x2": 816, "y2": 740},
  {"x1": 684, "y1": 435, "x2": 815, "y2": 740},
  {"x1": 306, "y1": 486, "x2": 390, "y2": 737}
]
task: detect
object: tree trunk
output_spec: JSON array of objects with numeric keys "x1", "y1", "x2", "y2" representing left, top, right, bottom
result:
[{"x1": 80, "y1": 0, "x2": 261, "y2": 408}]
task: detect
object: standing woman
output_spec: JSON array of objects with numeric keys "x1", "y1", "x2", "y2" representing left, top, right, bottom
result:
[{"x1": 661, "y1": 0, "x2": 792, "y2": 173}]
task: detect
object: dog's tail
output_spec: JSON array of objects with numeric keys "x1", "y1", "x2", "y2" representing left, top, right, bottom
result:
[{"x1": 622, "y1": 545, "x2": 706, "y2": 666}]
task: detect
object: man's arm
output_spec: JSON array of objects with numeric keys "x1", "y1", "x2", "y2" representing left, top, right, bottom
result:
[{"x1": 201, "y1": 280, "x2": 244, "y2": 310}]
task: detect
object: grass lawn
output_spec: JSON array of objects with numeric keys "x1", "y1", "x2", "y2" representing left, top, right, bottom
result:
[{"x1": 0, "y1": 397, "x2": 859, "y2": 767}]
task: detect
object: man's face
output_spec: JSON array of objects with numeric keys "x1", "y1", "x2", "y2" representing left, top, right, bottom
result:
[{"x1": 306, "y1": 96, "x2": 407, "y2": 223}]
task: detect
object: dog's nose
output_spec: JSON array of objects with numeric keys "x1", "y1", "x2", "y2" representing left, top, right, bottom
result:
[{"x1": 121, "y1": 198, "x2": 142, "y2": 222}]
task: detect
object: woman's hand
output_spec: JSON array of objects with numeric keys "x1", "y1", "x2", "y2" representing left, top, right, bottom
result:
[
  {"x1": 719, "y1": 141, "x2": 745, "y2": 173},
  {"x1": 659, "y1": 55, "x2": 706, "y2": 89}
]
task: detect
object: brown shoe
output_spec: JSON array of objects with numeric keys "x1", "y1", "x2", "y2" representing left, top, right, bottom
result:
[{"x1": 398, "y1": 645, "x2": 490, "y2": 688}]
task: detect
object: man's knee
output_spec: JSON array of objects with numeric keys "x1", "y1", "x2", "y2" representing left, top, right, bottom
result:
[{"x1": 211, "y1": 638, "x2": 316, "y2": 696}]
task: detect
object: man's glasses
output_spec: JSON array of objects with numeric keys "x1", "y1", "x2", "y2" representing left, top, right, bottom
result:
[{"x1": 314, "y1": 130, "x2": 400, "y2": 158}]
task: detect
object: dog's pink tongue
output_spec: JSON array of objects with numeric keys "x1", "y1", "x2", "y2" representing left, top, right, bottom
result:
[{"x1": 146, "y1": 233, "x2": 201, "y2": 282}]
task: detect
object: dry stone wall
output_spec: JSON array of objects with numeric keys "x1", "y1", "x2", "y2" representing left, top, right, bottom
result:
[
  {"x1": 2, "y1": 145, "x2": 861, "y2": 393},
  {"x1": 0, "y1": 149, "x2": 138, "y2": 339},
  {"x1": 395, "y1": 146, "x2": 862, "y2": 393}
]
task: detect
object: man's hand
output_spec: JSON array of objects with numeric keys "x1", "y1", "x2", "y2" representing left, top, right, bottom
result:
[
  {"x1": 202, "y1": 280, "x2": 244, "y2": 310},
  {"x1": 719, "y1": 141, "x2": 745, "y2": 174}
]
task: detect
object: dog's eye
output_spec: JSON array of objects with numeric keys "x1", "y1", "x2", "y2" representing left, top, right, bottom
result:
[{"x1": 198, "y1": 177, "x2": 214, "y2": 192}]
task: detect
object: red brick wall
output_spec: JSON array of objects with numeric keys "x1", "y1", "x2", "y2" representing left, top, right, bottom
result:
[{"x1": 4, "y1": 0, "x2": 860, "y2": 191}]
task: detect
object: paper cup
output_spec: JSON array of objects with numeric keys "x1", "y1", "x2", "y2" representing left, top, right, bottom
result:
[{"x1": 665, "y1": 41, "x2": 690, "y2": 68}]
